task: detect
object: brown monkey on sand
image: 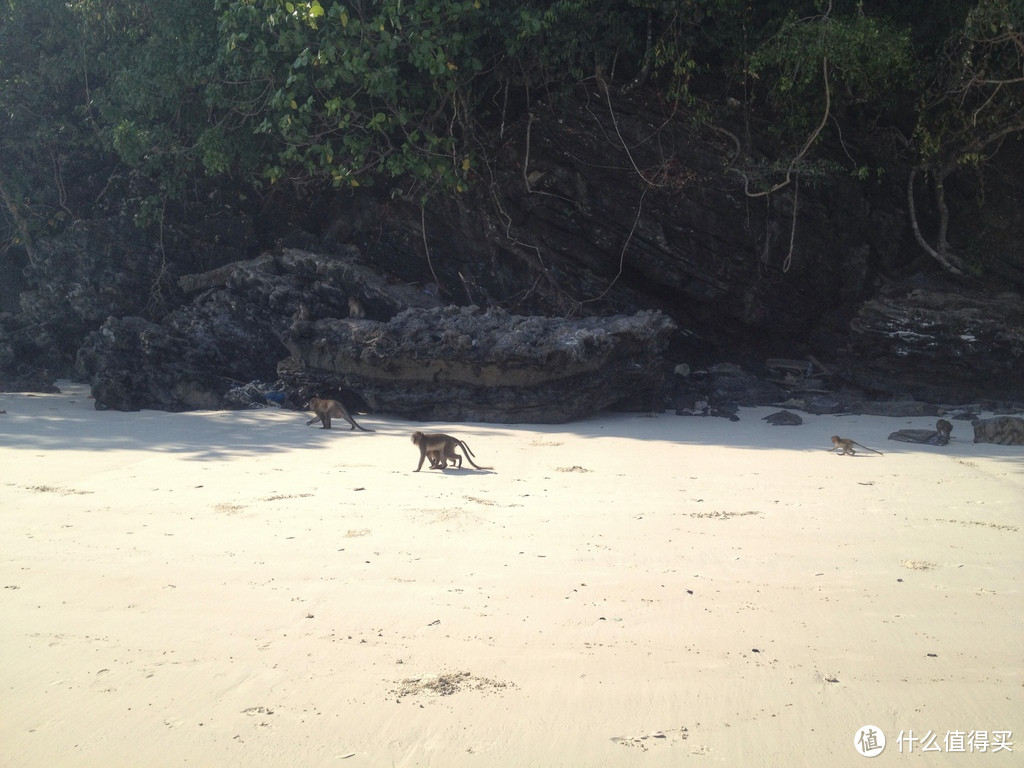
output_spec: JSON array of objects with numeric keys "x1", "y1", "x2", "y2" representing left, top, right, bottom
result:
[
  {"x1": 830, "y1": 435, "x2": 883, "y2": 456},
  {"x1": 305, "y1": 397, "x2": 374, "y2": 431},
  {"x1": 412, "y1": 431, "x2": 491, "y2": 471}
]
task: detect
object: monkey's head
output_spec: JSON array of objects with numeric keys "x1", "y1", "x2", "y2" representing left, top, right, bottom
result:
[{"x1": 411, "y1": 431, "x2": 424, "y2": 445}]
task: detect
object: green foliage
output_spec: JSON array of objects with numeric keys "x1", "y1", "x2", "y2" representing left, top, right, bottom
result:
[
  {"x1": 210, "y1": 0, "x2": 709, "y2": 196},
  {"x1": 84, "y1": 2, "x2": 226, "y2": 223},
  {"x1": 1, "y1": 0, "x2": 1020, "y2": 251},
  {"x1": 912, "y1": 0, "x2": 1024, "y2": 169},
  {"x1": 213, "y1": 0, "x2": 490, "y2": 195},
  {"x1": 749, "y1": 2, "x2": 917, "y2": 137},
  {"x1": 1, "y1": 0, "x2": 228, "y2": 235},
  {"x1": 498, "y1": 1, "x2": 696, "y2": 99},
  {"x1": 0, "y1": 0, "x2": 98, "y2": 250}
]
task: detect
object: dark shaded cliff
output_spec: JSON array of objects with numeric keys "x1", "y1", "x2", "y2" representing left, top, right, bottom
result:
[{"x1": 2, "y1": 89, "x2": 1022, "y2": 414}]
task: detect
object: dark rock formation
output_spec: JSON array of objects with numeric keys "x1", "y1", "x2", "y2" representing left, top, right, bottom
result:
[
  {"x1": 667, "y1": 358, "x2": 960, "y2": 418},
  {"x1": 888, "y1": 419, "x2": 953, "y2": 446},
  {"x1": 75, "y1": 248, "x2": 441, "y2": 411},
  {"x1": 77, "y1": 316, "x2": 226, "y2": 411},
  {"x1": 4, "y1": 91, "x2": 1024, "y2": 414},
  {"x1": 669, "y1": 362, "x2": 786, "y2": 419},
  {"x1": 764, "y1": 410, "x2": 803, "y2": 426},
  {"x1": 347, "y1": 89, "x2": 900, "y2": 358},
  {"x1": 839, "y1": 287, "x2": 1024, "y2": 406},
  {"x1": 972, "y1": 416, "x2": 1024, "y2": 445},
  {"x1": 281, "y1": 306, "x2": 676, "y2": 423},
  {"x1": 72, "y1": 247, "x2": 675, "y2": 420},
  {"x1": 0, "y1": 217, "x2": 180, "y2": 391},
  {"x1": 1, "y1": 212, "x2": 255, "y2": 392}
]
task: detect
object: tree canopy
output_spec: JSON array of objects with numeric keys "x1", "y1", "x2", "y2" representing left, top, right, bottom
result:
[{"x1": 1, "y1": 0, "x2": 1020, "y2": 272}]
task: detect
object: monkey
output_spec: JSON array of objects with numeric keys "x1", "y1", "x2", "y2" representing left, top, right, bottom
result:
[
  {"x1": 888, "y1": 418, "x2": 954, "y2": 446},
  {"x1": 348, "y1": 296, "x2": 366, "y2": 319},
  {"x1": 425, "y1": 449, "x2": 446, "y2": 469},
  {"x1": 830, "y1": 435, "x2": 883, "y2": 456},
  {"x1": 305, "y1": 397, "x2": 374, "y2": 431},
  {"x1": 412, "y1": 444, "x2": 446, "y2": 469},
  {"x1": 411, "y1": 431, "x2": 491, "y2": 471}
]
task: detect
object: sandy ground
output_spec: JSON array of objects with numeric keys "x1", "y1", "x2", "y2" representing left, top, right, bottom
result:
[{"x1": 1, "y1": 381, "x2": 1021, "y2": 767}]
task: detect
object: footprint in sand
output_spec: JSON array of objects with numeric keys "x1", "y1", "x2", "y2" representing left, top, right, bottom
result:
[
  {"x1": 90, "y1": 668, "x2": 116, "y2": 693},
  {"x1": 25, "y1": 484, "x2": 92, "y2": 496},
  {"x1": 611, "y1": 726, "x2": 689, "y2": 750},
  {"x1": 900, "y1": 559, "x2": 937, "y2": 571},
  {"x1": 239, "y1": 707, "x2": 275, "y2": 727}
]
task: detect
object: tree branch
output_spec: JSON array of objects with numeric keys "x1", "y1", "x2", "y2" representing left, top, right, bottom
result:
[
  {"x1": 906, "y1": 166, "x2": 965, "y2": 275},
  {"x1": 731, "y1": 56, "x2": 832, "y2": 199}
]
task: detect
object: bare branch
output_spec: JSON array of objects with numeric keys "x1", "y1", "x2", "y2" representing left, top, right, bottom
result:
[
  {"x1": 906, "y1": 167, "x2": 965, "y2": 275},
  {"x1": 731, "y1": 56, "x2": 832, "y2": 199}
]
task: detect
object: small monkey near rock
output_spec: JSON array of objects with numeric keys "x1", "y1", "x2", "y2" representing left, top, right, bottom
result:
[
  {"x1": 829, "y1": 435, "x2": 883, "y2": 456},
  {"x1": 348, "y1": 296, "x2": 366, "y2": 319},
  {"x1": 411, "y1": 431, "x2": 491, "y2": 471},
  {"x1": 305, "y1": 397, "x2": 374, "y2": 431}
]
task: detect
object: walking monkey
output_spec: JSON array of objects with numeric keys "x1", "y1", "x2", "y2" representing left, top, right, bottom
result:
[
  {"x1": 829, "y1": 436, "x2": 883, "y2": 456},
  {"x1": 305, "y1": 397, "x2": 374, "y2": 431},
  {"x1": 411, "y1": 431, "x2": 491, "y2": 471}
]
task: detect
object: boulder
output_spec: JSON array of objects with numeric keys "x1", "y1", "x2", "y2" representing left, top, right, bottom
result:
[
  {"x1": 764, "y1": 410, "x2": 803, "y2": 426},
  {"x1": 281, "y1": 306, "x2": 676, "y2": 423},
  {"x1": 76, "y1": 316, "x2": 226, "y2": 411},
  {"x1": 972, "y1": 416, "x2": 1024, "y2": 445},
  {"x1": 888, "y1": 419, "x2": 953, "y2": 446},
  {"x1": 840, "y1": 287, "x2": 1024, "y2": 406},
  {"x1": 75, "y1": 249, "x2": 442, "y2": 411}
]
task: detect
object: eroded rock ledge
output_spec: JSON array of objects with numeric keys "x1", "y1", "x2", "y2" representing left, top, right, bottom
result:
[
  {"x1": 281, "y1": 306, "x2": 676, "y2": 423},
  {"x1": 840, "y1": 288, "x2": 1024, "y2": 404}
]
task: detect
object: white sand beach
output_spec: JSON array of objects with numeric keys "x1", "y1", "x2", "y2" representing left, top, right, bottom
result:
[{"x1": 1, "y1": 382, "x2": 1021, "y2": 766}]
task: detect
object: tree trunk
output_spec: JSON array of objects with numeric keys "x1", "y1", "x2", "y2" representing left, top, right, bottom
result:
[{"x1": 906, "y1": 165, "x2": 965, "y2": 275}]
